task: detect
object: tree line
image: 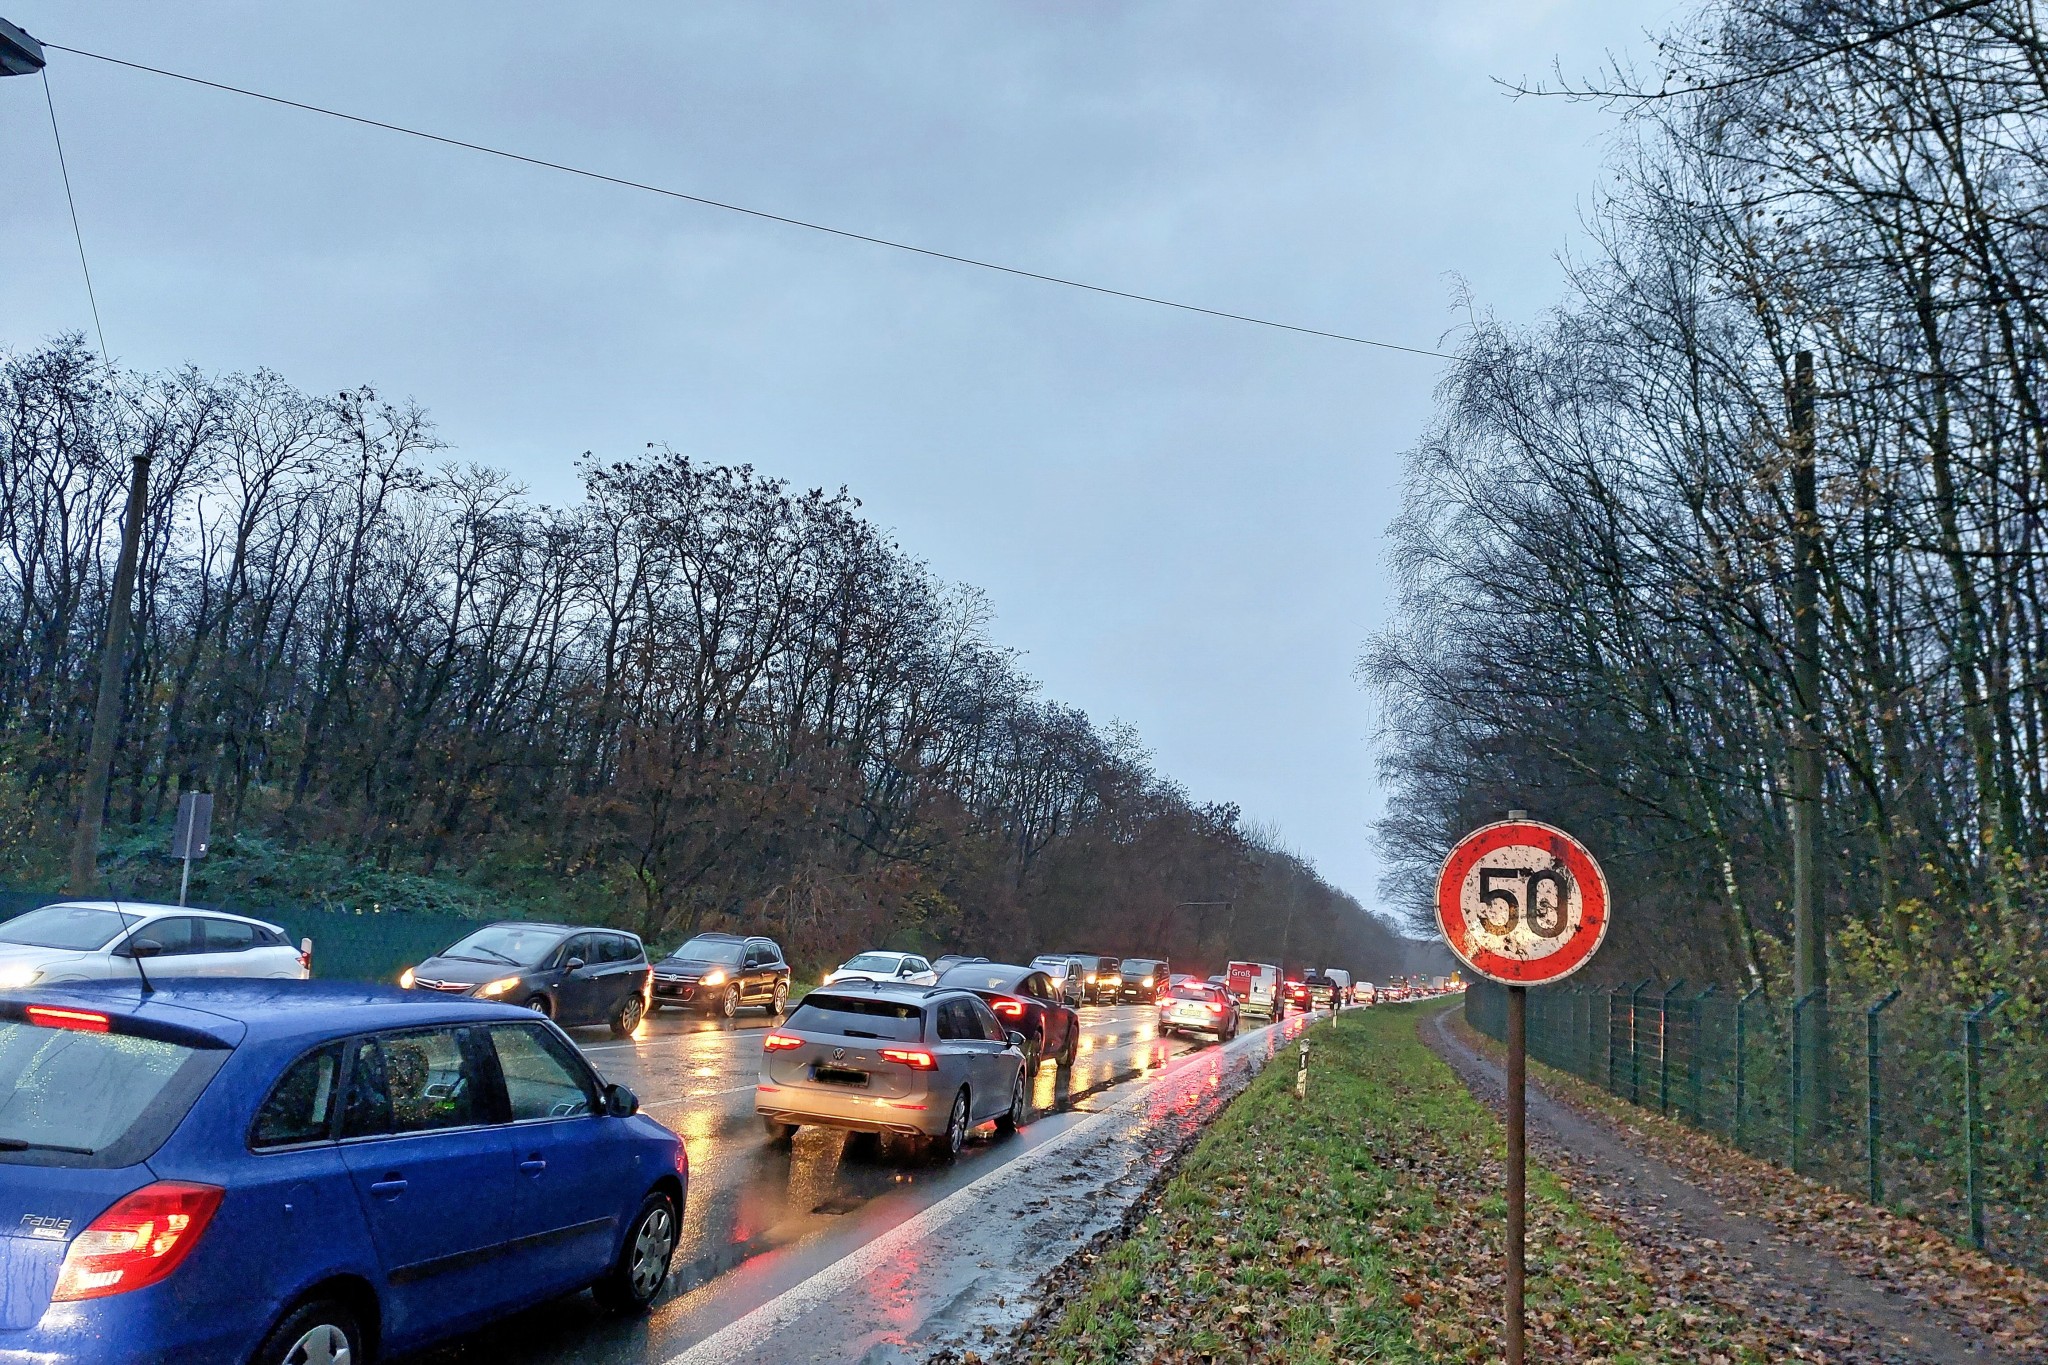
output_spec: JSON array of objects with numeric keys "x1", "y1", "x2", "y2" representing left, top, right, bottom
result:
[
  {"x1": 0, "y1": 335, "x2": 1412, "y2": 977},
  {"x1": 1368, "y1": 0, "x2": 2048, "y2": 996}
]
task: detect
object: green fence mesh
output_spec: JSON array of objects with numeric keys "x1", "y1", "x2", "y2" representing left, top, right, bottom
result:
[{"x1": 1466, "y1": 979, "x2": 2048, "y2": 1274}]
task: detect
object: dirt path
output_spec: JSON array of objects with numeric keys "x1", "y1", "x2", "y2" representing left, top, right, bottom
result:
[{"x1": 1425, "y1": 1006, "x2": 2027, "y2": 1364}]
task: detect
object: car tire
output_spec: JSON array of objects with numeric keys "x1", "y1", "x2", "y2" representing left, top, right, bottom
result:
[
  {"x1": 609, "y1": 993, "x2": 645, "y2": 1039},
  {"x1": 995, "y1": 1070, "x2": 1027, "y2": 1135},
  {"x1": 762, "y1": 1117, "x2": 797, "y2": 1142},
  {"x1": 251, "y1": 1297, "x2": 363, "y2": 1365},
  {"x1": 720, "y1": 984, "x2": 741, "y2": 1018},
  {"x1": 524, "y1": 994, "x2": 553, "y2": 1019},
  {"x1": 1023, "y1": 1032, "x2": 1043, "y2": 1077},
  {"x1": 770, "y1": 980, "x2": 789, "y2": 1016},
  {"x1": 930, "y1": 1089, "x2": 969, "y2": 1162},
  {"x1": 593, "y1": 1191, "x2": 678, "y2": 1314},
  {"x1": 1058, "y1": 1024, "x2": 1078, "y2": 1070}
]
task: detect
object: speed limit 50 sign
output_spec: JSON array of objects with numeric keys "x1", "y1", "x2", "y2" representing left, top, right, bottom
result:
[{"x1": 1434, "y1": 818, "x2": 1609, "y2": 985}]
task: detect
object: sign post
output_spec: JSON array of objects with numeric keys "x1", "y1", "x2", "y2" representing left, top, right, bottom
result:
[
  {"x1": 171, "y1": 791, "x2": 214, "y2": 907},
  {"x1": 1435, "y1": 813, "x2": 1610, "y2": 1365}
]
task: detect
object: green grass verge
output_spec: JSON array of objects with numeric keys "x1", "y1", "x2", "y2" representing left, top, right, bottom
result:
[{"x1": 1025, "y1": 1003, "x2": 1768, "y2": 1364}]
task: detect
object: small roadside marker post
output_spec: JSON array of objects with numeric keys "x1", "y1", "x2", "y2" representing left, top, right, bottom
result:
[{"x1": 1435, "y1": 811, "x2": 1610, "y2": 1365}]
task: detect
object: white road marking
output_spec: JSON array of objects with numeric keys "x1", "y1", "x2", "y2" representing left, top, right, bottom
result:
[{"x1": 657, "y1": 1022, "x2": 1277, "y2": 1365}]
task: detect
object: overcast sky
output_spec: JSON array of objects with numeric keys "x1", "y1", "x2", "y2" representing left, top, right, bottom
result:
[{"x1": 1, "y1": 2, "x2": 1668, "y2": 919}]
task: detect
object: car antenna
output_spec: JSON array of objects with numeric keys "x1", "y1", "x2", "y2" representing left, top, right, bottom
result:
[{"x1": 110, "y1": 887, "x2": 154, "y2": 997}]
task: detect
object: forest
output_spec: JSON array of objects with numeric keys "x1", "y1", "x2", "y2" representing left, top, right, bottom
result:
[
  {"x1": 1369, "y1": 0, "x2": 2048, "y2": 998},
  {"x1": 0, "y1": 336, "x2": 1414, "y2": 977}
]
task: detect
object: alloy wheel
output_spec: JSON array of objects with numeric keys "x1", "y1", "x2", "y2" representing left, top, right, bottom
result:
[
  {"x1": 629, "y1": 1202, "x2": 676, "y2": 1299},
  {"x1": 1008, "y1": 1073, "x2": 1027, "y2": 1127},
  {"x1": 771, "y1": 981, "x2": 789, "y2": 1015},
  {"x1": 722, "y1": 984, "x2": 741, "y2": 1018},
  {"x1": 525, "y1": 995, "x2": 551, "y2": 1016},
  {"x1": 281, "y1": 1324, "x2": 351, "y2": 1365},
  {"x1": 946, "y1": 1091, "x2": 968, "y2": 1155},
  {"x1": 615, "y1": 994, "x2": 645, "y2": 1035}
]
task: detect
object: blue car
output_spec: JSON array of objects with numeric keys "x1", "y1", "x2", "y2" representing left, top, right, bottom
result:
[{"x1": 0, "y1": 980, "x2": 686, "y2": 1365}]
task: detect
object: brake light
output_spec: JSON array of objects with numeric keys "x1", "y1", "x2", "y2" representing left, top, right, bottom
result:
[
  {"x1": 762, "y1": 1033, "x2": 804, "y2": 1051},
  {"x1": 1208, "y1": 1002, "x2": 1225, "y2": 1013},
  {"x1": 53, "y1": 1182, "x2": 224, "y2": 1301},
  {"x1": 878, "y1": 1047, "x2": 937, "y2": 1070},
  {"x1": 297, "y1": 938, "x2": 313, "y2": 975},
  {"x1": 25, "y1": 1005, "x2": 109, "y2": 1033},
  {"x1": 991, "y1": 1000, "x2": 1026, "y2": 1018}
]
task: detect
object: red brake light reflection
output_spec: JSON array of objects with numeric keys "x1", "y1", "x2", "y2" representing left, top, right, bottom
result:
[
  {"x1": 25, "y1": 1006, "x2": 110, "y2": 1033},
  {"x1": 878, "y1": 1047, "x2": 937, "y2": 1070},
  {"x1": 992, "y1": 1000, "x2": 1026, "y2": 1018},
  {"x1": 762, "y1": 1033, "x2": 804, "y2": 1051},
  {"x1": 52, "y1": 1182, "x2": 223, "y2": 1301}
]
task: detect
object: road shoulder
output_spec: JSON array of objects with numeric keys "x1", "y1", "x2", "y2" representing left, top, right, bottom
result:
[{"x1": 1428, "y1": 1004, "x2": 2043, "y2": 1363}]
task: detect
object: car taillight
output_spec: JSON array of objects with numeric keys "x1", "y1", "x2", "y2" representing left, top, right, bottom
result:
[
  {"x1": 53, "y1": 1182, "x2": 224, "y2": 1302},
  {"x1": 297, "y1": 938, "x2": 313, "y2": 975},
  {"x1": 992, "y1": 1000, "x2": 1026, "y2": 1018},
  {"x1": 25, "y1": 1005, "x2": 110, "y2": 1032},
  {"x1": 878, "y1": 1047, "x2": 937, "y2": 1070},
  {"x1": 1208, "y1": 1002, "x2": 1225, "y2": 1013},
  {"x1": 762, "y1": 1033, "x2": 804, "y2": 1051}
]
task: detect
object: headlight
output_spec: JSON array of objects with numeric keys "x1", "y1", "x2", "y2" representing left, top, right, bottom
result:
[
  {"x1": 702, "y1": 969, "x2": 728, "y2": 987},
  {"x1": 0, "y1": 964, "x2": 41, "y2": 990},
  {"x1": 477, "y1": 977, "x2": 520, "y2": 998},
  {"x1": 1142, "y1": 977, "x2": 1154, "y2": 987},
  {"x1": 397, "y1": 967, "x2": 416, "y2": 989},
  {"x1": 1085, "y1": 974, "x2": 1096, "y2": 983}
]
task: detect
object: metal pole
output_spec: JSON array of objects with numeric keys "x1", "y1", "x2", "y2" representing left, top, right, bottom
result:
[
  {"x1": 1964, "y1": 990, "x2": 2008, "y2": 1250},
  {"x1": 1659, "y1": 979, "x2": 1686, "y2": 1114},
  {"x1": 1735, "y1": 984, "x2": 1763, "y2": 1147},
  {"x1": 1506, "y1": 983, "x2": 1526, "y2": 1365},
  {"x1": 178, "y1": 855, "x2": 191, "y2": 907},
  {"x1": 1866, "y1": 988, "x2": 1899, "y2": 1204},
  {"x1": 1791, "y1": 989, "x2": 1820, "y2": 1173},
  {"x1": 68, "y1": 451, "x2": 152, "y2": 893},
  {"x1": 1690, "y1": 985, "x2": 1717, "y2": 1124},
  {"x1": 1788, "y1": 350, "x2": 1829, "y2": 1135}
]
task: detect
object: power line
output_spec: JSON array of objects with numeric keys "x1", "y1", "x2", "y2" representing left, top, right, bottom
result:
[
  {"x1": 40, "y1": 66, "x2": 110, "y2": 367},
  {"x1": 45, "y1": 40, "x2": 1459, "y2": 363}
]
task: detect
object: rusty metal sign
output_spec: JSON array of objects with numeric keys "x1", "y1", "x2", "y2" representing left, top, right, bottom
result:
[{"x1": 1434, "y1": 818, "x2": 1609, "y2": 986}]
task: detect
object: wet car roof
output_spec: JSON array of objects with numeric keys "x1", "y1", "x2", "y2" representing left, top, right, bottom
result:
[
  {"x1": 3, "y1": 978, "x2": 538, "y2": 1048},
  {"x1": 936, "y1": 962, "x2": 1036, "y2": 992}
]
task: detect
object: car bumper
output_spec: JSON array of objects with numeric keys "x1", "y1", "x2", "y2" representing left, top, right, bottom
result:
[
  {"x1": 1159, "y1": 1008, "x2": 1229, "y2": 1032},
  {"x1": 0, "y1": 1288, "x2": 253, "y2": 1365},
  {"x1": 756, "y1": 1080, "x2": 942, "y2": 1137}
]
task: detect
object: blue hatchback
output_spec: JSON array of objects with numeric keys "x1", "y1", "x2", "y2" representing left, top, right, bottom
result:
[{"x1": 0, "y1": 980, "x2": 686, "y2": 1365}]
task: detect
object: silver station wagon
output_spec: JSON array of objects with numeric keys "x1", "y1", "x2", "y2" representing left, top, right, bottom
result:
[{"x1": 755, "y1": 983, "x2": 1029, "y2": 1159}]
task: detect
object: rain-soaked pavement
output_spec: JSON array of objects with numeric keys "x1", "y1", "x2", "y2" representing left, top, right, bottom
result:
[{"x1": 407, "y1": 1000, "x2": 1310, "y2": 1364}]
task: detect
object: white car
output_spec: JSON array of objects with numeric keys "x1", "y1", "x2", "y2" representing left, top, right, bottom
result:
[
  {"x1": 0, "y1": 901, "x2": 310, "y2": 989},
  {"x1": 822, "y1": 951, "x2": 938, "y2": 988}
]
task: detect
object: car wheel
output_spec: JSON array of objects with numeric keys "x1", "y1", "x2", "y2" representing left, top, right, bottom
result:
[
  {"x1": 770, "y1": 980, "x2": 789, "y2": 1016},
  {"x1": 1059, "y1": 1024, "x2": 1078, "y2": 1070},
  {"x1": 1024, "y1": 1032, "x2": 1043, "y2": 1077},
  {"x1": 593, "y1": 1191, "x2": 678, "y2": 1313},
  {"x1": 995, "y1": 1069, "x2": 1027, "y2": 1135},
  {"x1": 524, "y1": 994, "x2": 553, "y2": 1018},
  {"x1": 720, "y1": 984, "x2": 741, "y2": 1018},
  {"x1": 931, "y1": 1089, "x2": 969, "y2": 1162},
  {"x1": 610, "y1": 993, "x2": 645, "y2": 1038},
  {"x1": 762, "y1": 1117, "x2": 796, "y2": 1142},
  {"x1": 252, "y1": 1298, "x2": 362, "y2": 1365}
]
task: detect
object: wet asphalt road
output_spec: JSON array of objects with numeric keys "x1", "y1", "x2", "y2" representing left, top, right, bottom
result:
[{"x1": 407, "y1": 997, "x2": 1230, "y2": 1364}]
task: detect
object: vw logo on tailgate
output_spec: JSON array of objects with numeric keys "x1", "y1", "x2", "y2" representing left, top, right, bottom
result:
[{"x1": 832, "y1": 1047, "x2": 846, "y2": 1060}]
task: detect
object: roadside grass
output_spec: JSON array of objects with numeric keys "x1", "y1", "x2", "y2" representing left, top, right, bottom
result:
[{"x1": 1018, "y1": 1003, "x2": 1770, "y2": 1364}]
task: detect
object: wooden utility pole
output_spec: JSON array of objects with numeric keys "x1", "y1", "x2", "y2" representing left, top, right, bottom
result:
[
  {"x1": 69, "y1": 451, "x2": 151, "y2": 893},
  {"x1": 1789, "y1": 352, "x2": 1827, "y2": 1120}
]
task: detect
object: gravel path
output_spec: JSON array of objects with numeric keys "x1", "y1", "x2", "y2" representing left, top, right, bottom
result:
[{"x1": 1425, "y1": 1006, "x2": 2027, "y2": 1364}]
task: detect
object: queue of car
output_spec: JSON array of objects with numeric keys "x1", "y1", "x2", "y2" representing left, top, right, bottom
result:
[{"x1": 0, "y1": 897, "x2": 1381, "y2": 1365}]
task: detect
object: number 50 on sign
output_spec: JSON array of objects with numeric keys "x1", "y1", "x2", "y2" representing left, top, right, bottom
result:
[{"x1": 1434, "y1": 819, "x2": 1609, "y2": 985}]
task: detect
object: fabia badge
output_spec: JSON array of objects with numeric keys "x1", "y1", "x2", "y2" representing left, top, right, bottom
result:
[{"x1": 20, "y1": 1214, "x2": 70, "y2": 1240}]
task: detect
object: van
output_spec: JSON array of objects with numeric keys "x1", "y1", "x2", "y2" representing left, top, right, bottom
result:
[{"x1": 1226, "y1": 961, "x2": 1280, "y2": 1018}]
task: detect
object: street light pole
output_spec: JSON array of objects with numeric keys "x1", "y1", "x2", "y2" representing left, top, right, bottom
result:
[{"x1": 0, "y1": 15, "x2": 43, "y2": 76}]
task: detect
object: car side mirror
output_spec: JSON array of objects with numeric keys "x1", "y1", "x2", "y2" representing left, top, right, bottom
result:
[
  {"x1": 564, "y1": 957, "x2": 586, "y2": 972},
  {"x1": 1006, "y1": 1030, "x2": 1026, "y2": 1050},
  {"x1": 128, "y1": 938, "x2": 163, "y2": 959},
  {"x1": 602, "y1": 1082, "x2": 639, "y2": 1118}
]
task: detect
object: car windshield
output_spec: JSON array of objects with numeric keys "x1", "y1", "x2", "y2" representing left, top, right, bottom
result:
[
  {"x1": 0, "y1": 905, "x2": 134, "y2": 952},
  {"x1": 841, "y1": 953, "x2": 904, "y2": 972},
  {"x1": 0, "y1": 1020, "x2": 203, "y2": 1157},
  {"x1": 439, "y1": 924, "x2": 563, "y2": 967},
  {"x1": 1126, "y1": 960, "x2": 1161, "y2": 975},
  {"x1": 785, "y1": 994, "x2": 925, "y2": 1042},
  {"x1": 671, "y1": 938, "x2": 745, "y2": 966}
]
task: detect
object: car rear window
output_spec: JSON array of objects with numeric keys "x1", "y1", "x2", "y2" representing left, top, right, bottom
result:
[
  {"x1": 1169, "y1": 983, "x2": 1223, "y2": 1001},
  {"x1": 786, "y1": 994, "x2": 925, "y2": 1042},
  {"x1": 0, "y1": 1019, "x2": 222, "y2": 1166}
]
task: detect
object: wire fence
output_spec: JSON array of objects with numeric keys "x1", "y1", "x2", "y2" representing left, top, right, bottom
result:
[
  {"x1": 0, "y1": 884, "x2": 478, "y2": 984},
  {"x1": 1466, "y1": 979, "x2": 2048, "y2": 1274}
]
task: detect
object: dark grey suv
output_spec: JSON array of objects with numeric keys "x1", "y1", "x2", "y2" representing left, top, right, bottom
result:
[{"x1": 400, "y1": 921, "x2": 653, "y2": 1037}]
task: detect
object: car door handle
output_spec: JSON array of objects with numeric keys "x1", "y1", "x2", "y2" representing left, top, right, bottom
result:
[
  {"x1": 519, "y1": 1158, "x2": 548, "y2": 1175},
  {"x1": 369, "y1": 1177, "x2": 408, "y2": 1198}
]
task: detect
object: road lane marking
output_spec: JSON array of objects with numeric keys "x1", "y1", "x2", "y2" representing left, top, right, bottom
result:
[{"x1": 657, "y1": 1021, "x2": 1281, "y2": 1365}]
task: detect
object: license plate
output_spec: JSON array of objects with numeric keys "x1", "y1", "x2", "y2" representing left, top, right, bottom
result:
[{"x1": 812, "y1": 1066, "x2": 869, "y2": 1087}]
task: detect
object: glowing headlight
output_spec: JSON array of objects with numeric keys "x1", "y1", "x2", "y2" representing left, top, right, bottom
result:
[
  {"x1": 0, "y1": 964, "x2": 41, "y2": 990},
  {"x1": 477, "y1": 977, "x2": 520, "y2": 998},
  {"x1": 1142, "y1": 977, "x2": 1154, "y2": 987},
  {"x1": 701, "y1": 969, "x2": 728, "y2": 987},
  {"x1": 397, "y1": 967, "x2": 416, "y2": 989},
  {"x1": 1085, "y1": 974, "x2": 1096, "y2": 983}
]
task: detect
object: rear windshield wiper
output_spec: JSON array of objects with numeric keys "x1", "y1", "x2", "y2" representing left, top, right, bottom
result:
[
  {"x1": 841, "y1": 1029, "x2": 882, "y2": 1039},
  {"x1": 0, "y1": 1137, "x2": 95, "y2": 1155}
]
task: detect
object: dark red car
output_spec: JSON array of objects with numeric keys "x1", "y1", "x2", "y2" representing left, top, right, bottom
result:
[{"x1": 935, "y1": 961, "x2": 1081, "y2": 1075}]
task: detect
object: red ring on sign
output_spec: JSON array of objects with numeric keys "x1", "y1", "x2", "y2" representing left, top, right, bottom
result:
[{"x1": 1434, "y1": 821, "x2": 1609, "y2": 985}]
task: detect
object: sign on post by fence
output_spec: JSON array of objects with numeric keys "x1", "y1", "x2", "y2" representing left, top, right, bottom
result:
[
  {"x1": 1437, "y1": 814, "x2": 1610, "y2": 1365},
  {"x1": 171, "y1": 791, "x2": 213, "y2": 907}
]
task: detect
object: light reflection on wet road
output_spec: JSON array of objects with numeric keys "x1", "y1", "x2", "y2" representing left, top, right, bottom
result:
[{"x1": 408, "y1": 999, "x2": 1234, "y2": 1364}]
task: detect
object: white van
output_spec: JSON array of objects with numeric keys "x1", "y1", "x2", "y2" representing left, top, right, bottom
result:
[{"x1": 1324, "y1": 968, "x2": 1354, "y2": 1005}]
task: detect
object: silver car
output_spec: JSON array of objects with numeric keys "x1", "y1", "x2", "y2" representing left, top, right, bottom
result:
[
  {"x1": 755, "y1": 983, "x2": 1029, "y2": 1159},
  {"x1": 0, "y1": 901, "x2": 309, "y2": 988}
]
